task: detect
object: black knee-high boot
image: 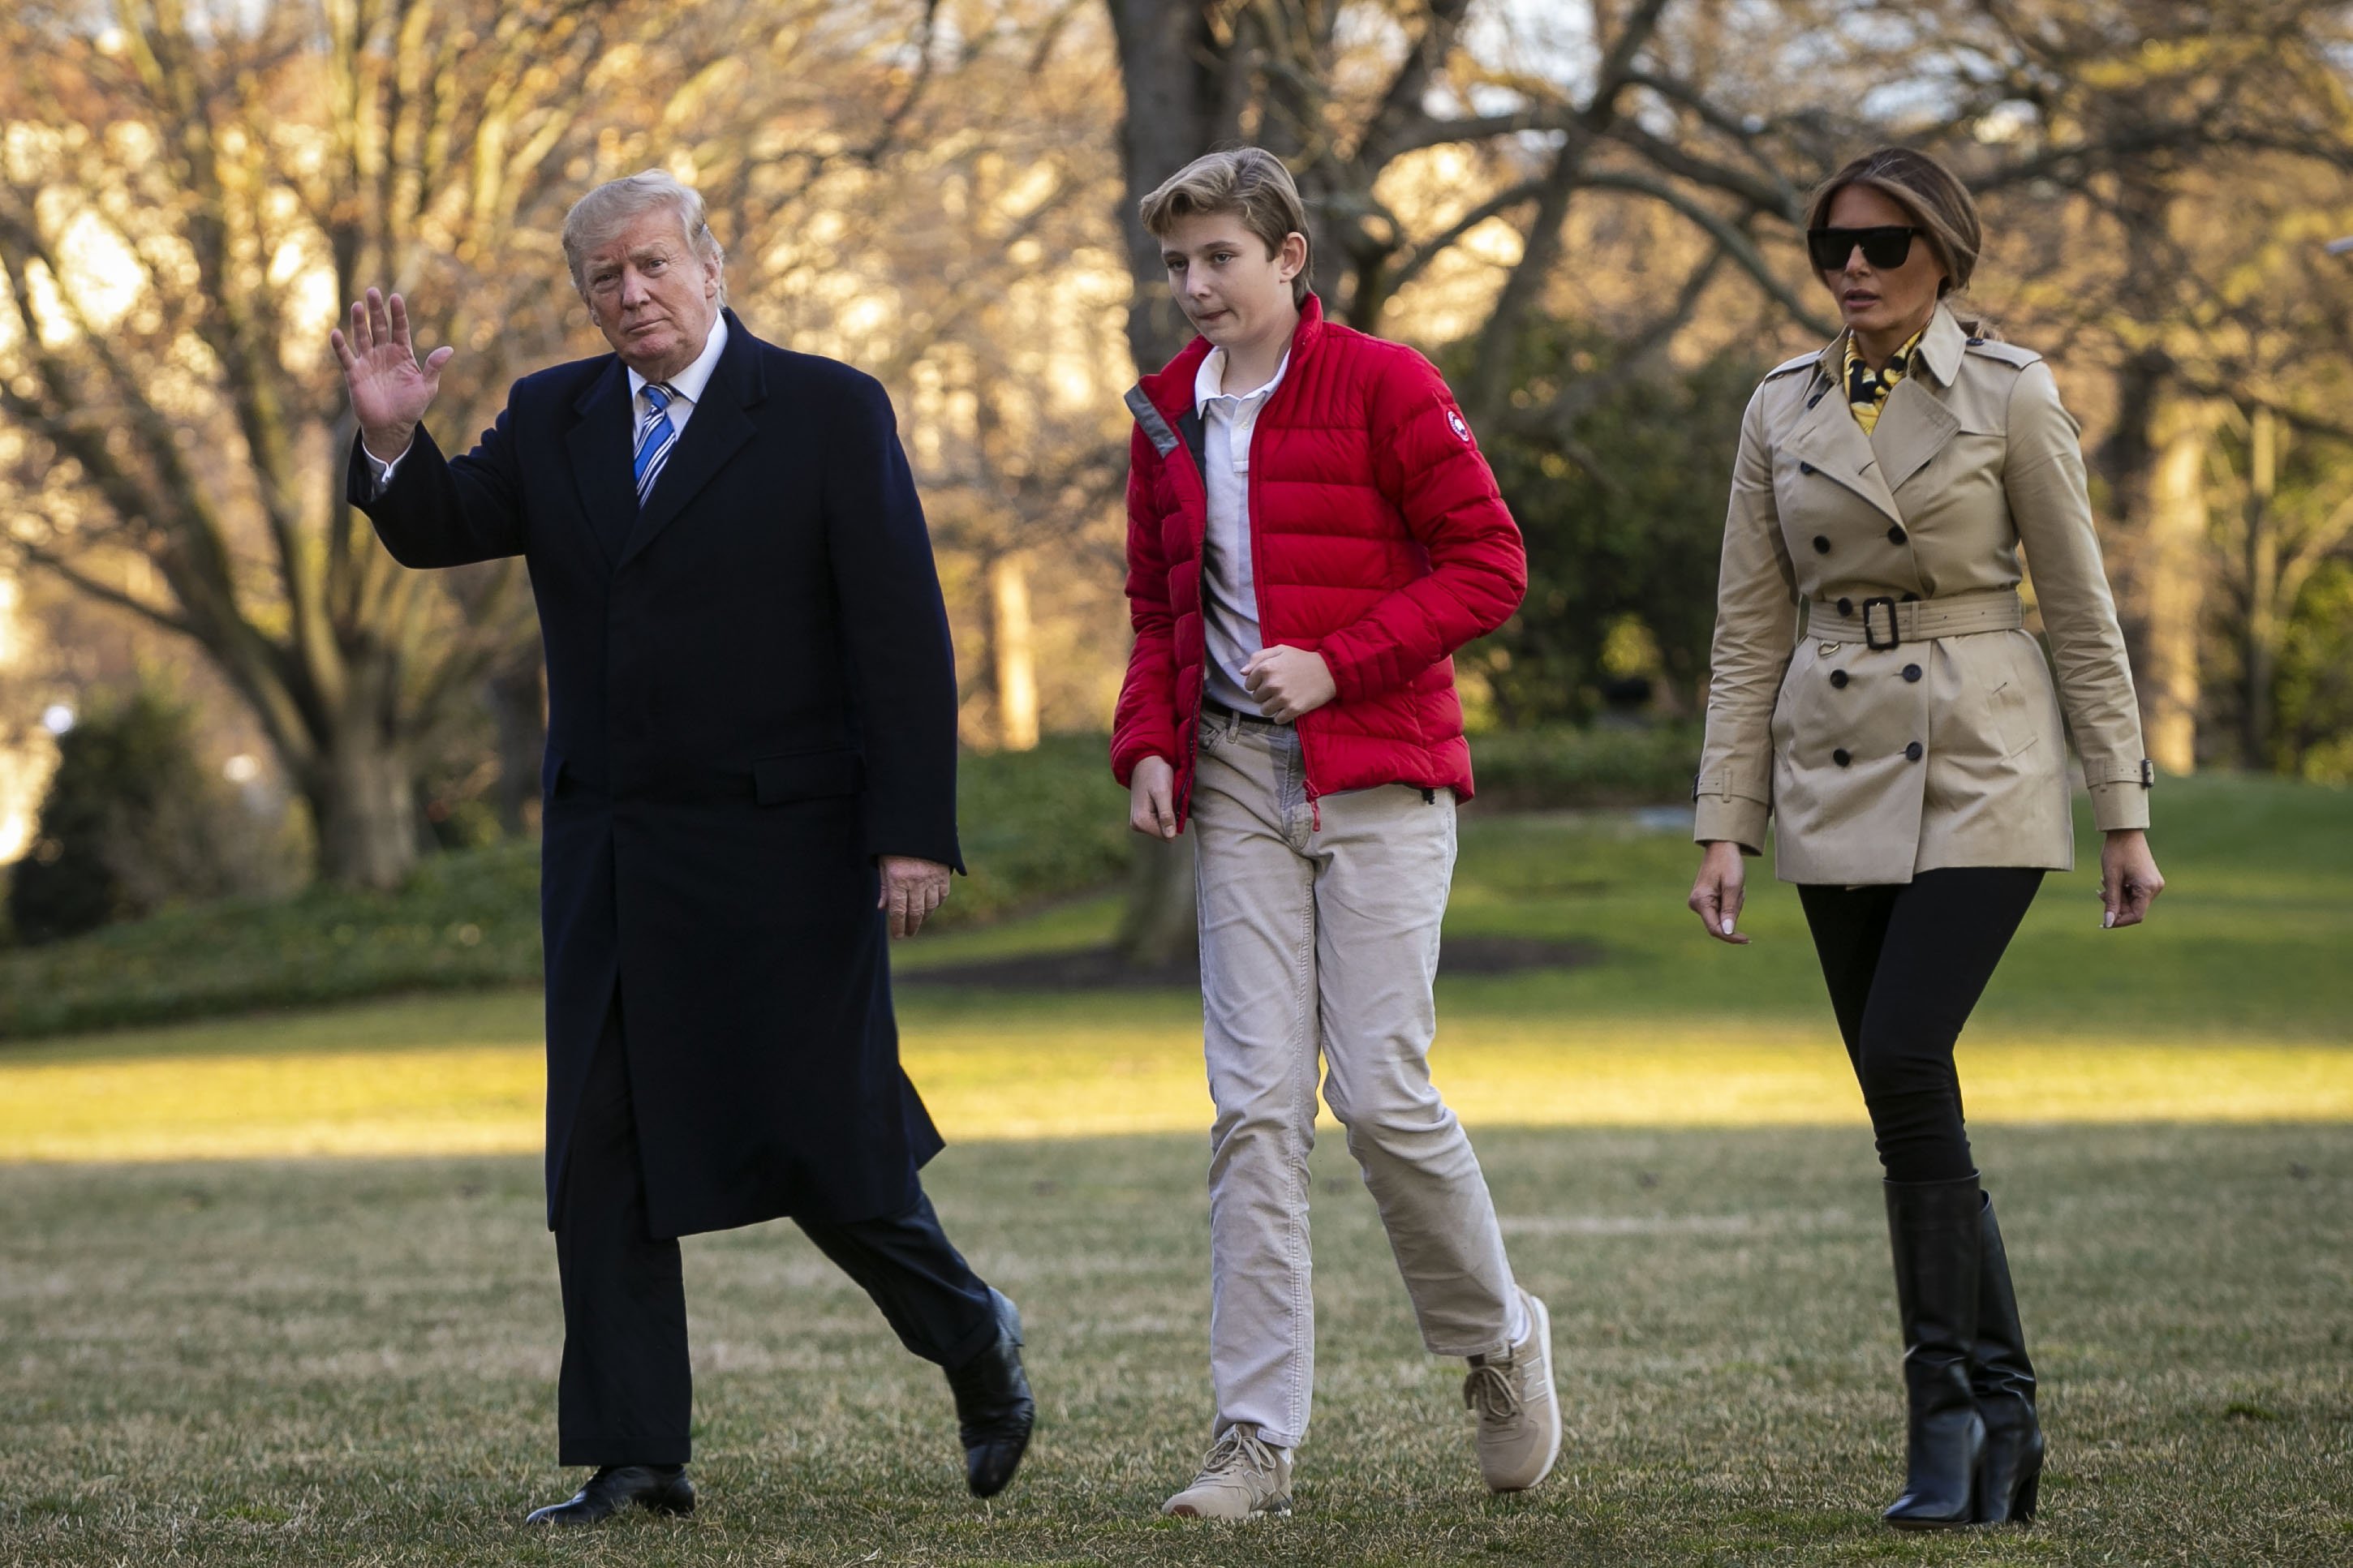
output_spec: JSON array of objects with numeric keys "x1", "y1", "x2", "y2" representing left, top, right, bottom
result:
[
  {"x1": 1882, "y1": 1174, "x2": 1985, "y2": 1528},
  {"x1": 1971, "y1": 1192, "x2": 2042, "y2": 1523}
]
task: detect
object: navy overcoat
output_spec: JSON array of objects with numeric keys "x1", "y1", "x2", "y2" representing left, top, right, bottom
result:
[{"x1": 351, "y1": 310, "x2": 962, "y2": 1238}]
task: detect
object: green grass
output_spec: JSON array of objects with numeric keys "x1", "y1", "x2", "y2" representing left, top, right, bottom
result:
[
  {"x1": 0, "y1": 726, "x2": 1719, "y2": 1040},
  {"x1": 0, "y1": 735, "x2": 1133, "y2": 1039},
  {"x1": 4, "y1": 772, "x2": 2347, "y2": 1162},
  {"x1": 2, "y1": 1126, "x2": 2347, "y2": 1565},
  {"x1": 2, "y1": 771, "x2": 2347, "y2": 1561}
]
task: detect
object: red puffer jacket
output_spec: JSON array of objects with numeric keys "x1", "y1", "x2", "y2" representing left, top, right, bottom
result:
[{"x1": 1111, "y1": 294, "x2": 1527, "y2": 827}]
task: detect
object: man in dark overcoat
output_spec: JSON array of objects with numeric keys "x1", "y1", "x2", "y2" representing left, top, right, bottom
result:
[{"x1": 329, "y1": 170, "x2": 1033, "y2": 1526}]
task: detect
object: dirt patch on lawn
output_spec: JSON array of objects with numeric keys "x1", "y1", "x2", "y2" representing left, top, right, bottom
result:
[{"x1": 898, "y1": 936, "x2": 1600, "y2": 992}]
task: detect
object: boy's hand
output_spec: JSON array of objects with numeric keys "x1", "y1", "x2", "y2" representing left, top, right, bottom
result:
[
  {"x1": 1129, "y1": 756, "x2": 1179, "y2": 839},
  {"x1": 1240, "y1": 646, "x2": 1336, "y2": 723}
]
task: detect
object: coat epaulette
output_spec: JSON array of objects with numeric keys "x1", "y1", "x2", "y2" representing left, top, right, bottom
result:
[
  {"x1": 1961, "y1": 337, "x2": 2042, "y2": 370},
  {"x1": 1763, "y1": 350, "x2": 1822, "y2": 382}
]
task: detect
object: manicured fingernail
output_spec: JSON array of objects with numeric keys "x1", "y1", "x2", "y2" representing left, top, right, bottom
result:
[
  {"x1": 2103, "y1": 911, "x2": 2115, "y2": 928},
  {"x1": 1721, "y1": 919, "x2": 1735, "y2": 935}
]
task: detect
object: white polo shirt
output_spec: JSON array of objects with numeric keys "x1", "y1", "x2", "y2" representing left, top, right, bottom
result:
[{"x1": 1194, "y1": 344, "x2": 1290, "y2": 716}]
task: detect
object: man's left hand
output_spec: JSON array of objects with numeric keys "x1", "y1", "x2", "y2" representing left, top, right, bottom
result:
[
  {"x1": 1240, "y1": 645, "x2": 1336, "y2": 723},
  {"x1": 879, "y1": 855, "x2": 953, "y2": 939}
]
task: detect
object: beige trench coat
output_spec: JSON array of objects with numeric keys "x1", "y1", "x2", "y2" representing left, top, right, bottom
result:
[{"x1": 1694, "y1": 303, "x2": 2151, "y2": 885}]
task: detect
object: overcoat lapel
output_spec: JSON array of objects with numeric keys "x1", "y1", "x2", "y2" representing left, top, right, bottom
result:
[
  {"x1": 1871, "y1": 307, "x2": 1967, "y2": 494},
  {"x1": 617, "y1": 312, "x2": 766, "y2": 569},
  {"x1": 566, "y1": 360, "x2": 639, "y2": 564},
  {"x1": 1782, "y1": 359, "x2": 1905, "y2": 527}
]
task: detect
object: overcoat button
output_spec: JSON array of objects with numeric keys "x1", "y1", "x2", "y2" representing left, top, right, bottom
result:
[
  {"x1": 1905, "y1": 741, "x2": 1924, "y2": 762},
  {"x1": 1967, "y1": 337, "x2": 1985, "y2": 346},
  {"x1": 1903, "y1": 664, "x2": 1922, "y2": 682},
  {"x1": 1830, "y1": 670, "x2": 1849, "y2": 689},
  {"x1": 1833, "y1": 748, "x2": 1852, "y2": 767},
  {"x1": 1887, "y1": 525, "x2": 1908, "y2": 544},
  {"x1": 1813, "y1": 535, "x2": 1832, "y2": 553},
  {"x1": 1836, "y1": 597, "x2": 1854, "y2": 616},
  {"x1": 1800, "y1": 462, "x2": 1816, "y2": 475}
]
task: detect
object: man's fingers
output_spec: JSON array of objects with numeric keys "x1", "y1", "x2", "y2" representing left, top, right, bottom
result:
[
  {"x1": 424, "y1": 345, "x2": 454, "y2": 380},
  {"x1": 388, "y1": 290, "x2": 411, "y2": 352},
  {"x1": 329, "y1": 327, "x2": 355, "y2": 372},
  {"x1": 366, "y1": 287, "x2": 390, "y2": 346}
]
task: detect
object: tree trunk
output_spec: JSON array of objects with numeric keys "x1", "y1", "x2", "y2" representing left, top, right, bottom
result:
[
  {"x1": 2240, "y1": 405, "x2": 2279, "y2": 769},
  {"x1": 1106, "y1": 0, "x2": 1244, "y2": 372},
  {"x1": 1106, "y1": 0, "x2": 1245, "y2": 967},
  {"x1": 1116, "y1": 831, "x2": 1198, "y2": 969},
  {"x1": 2142, "y1": 395, "x2": 2216, "y2": 775},
  {"x1": 990, "y1": 555, "x2": 1040, "y2": 751},
  {"x1": 303, "y1": 720, "x2": 418, "y2": 891}
]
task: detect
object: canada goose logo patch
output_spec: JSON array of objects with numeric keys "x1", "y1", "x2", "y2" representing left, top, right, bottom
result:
[{"x1": 1447, "y1": 409, "x2": 1473, "y2": 443}]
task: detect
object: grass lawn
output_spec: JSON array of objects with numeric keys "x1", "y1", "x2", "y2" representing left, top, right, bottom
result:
[
  {"x1": 2, "y1": 1127, "x2": 2347, "y2": 1566},
  {"x1": 2, "y1": 773, "x2": 2348, "y2": 1562},
  {"x1": 5, "y1": 773, "x2": 2348, "y2": 1161}
]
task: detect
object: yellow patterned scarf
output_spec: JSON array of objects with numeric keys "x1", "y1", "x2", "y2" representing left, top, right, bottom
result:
[{"x1": 1843, "y1": 328, "x2": 1924, "y2": 436}]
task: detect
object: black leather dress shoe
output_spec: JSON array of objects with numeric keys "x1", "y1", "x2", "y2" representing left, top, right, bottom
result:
[
  {"x1": 945, "y1": 1287, "x2": 1035, "y2": 1497},
  {"x1": 524, "y1": 1463, "x2": 695, "y2": 1526}
]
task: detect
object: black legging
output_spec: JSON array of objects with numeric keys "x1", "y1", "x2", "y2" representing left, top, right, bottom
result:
[{"x1": 1797, "y1": 867, "x2": 2044, "y2": 1184}]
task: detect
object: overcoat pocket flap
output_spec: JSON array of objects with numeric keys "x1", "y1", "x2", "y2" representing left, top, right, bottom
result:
[{"x1": 754, "y1": 749, "x2": 863, "y2": 805}]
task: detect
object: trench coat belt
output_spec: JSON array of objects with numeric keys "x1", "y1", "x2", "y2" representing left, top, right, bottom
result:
[{"x1": 1807, "y1": 586, "x2": 2025, "y2": 649}]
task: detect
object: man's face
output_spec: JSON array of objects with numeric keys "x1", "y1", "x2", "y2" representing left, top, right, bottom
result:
[
  {"x1": 1160, "y1": 211, "x2": 1303, "y2": 351},
  {"x1": 580, "y1": 206, "x2": 722, "y2": 380}
]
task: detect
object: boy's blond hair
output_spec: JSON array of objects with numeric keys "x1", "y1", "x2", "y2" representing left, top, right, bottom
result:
[{"x1": 1138, "y1": 148, "x2": 1312, "y2": 307}]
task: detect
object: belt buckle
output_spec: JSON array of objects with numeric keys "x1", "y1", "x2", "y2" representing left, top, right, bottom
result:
[{"x1": 1861, "y1": 595, "x2": 1901, "y2": 651}]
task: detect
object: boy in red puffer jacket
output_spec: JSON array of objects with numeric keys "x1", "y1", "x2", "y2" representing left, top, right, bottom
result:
[{"x1": 1112, "y1": 148, "x2": 1558, "y2": 1519}]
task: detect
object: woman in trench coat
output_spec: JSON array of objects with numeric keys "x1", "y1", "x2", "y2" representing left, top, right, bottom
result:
[{"x1": 1686, "y1": 146, "x2": 2166, "y2": 1529}]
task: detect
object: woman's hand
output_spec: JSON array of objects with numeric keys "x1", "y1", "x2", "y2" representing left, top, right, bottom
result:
[
  {"x1": 1129, "y1": 755, "x2": 1179, "y2": 840},
  {"x1": 2099, "y1": 827, "x2": 2164, "y2": 929},
  {"x1": 1688, "y1": 840, "x2": 1751, "y2": 945}
]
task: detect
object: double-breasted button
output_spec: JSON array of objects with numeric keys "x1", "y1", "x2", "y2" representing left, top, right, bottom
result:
[
  {"x1": 1887, "y1": 524, "x2": 1908, "y2": 544},
  {"x1": 1830, "y1": 669, "x2": 1850, "y2": 689},
  {"x1": 1903, "y1": 664, "x2": 1922, "y2": 682},
  {"x1": 1836, "y1": 596, "x2": 1854, "y2": 616},
  {"x1": 1813, "y1": 535, "x2": 1832, "y2": 554},
  {"x1": 1799, "y1": 462, "x2": 1816, "y2": 475},
  {"x1": 1833, "y1": 748, "x2": 1852, "y2": 767},
  {"x1": 1905, "y1": 741, "x2": 1924, "y2": 762}
]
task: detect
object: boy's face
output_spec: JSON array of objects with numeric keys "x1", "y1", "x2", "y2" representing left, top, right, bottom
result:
[{"x1": 1160, "y1": 212, "x2": 1306, "y2": 350}]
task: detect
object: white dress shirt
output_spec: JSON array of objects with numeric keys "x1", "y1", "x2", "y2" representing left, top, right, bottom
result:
[
  {"x1": 364, "y1": 314, "x2": 732, "y2": 492},
  {"x1": 1194, "y1": 343, "x2": 1291, "y2": 716}
]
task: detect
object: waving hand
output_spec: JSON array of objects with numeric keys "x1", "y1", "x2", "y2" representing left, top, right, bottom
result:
[{"x1": 329, "y1": 289, "x2": 454, "y2": 462}]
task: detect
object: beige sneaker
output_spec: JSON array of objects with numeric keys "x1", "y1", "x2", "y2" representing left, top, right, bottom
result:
[
  {"x1": 1161, "y1": 1423, "x2": 1294, "y2": 1519},
  {"x1": 1463, "y1": 1287, "x2": 1561, "y2": 1493}
]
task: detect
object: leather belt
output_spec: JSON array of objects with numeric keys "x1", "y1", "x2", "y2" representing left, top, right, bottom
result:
[
  {"x1": 1201, "y1": 693, "x2": 1290, "y2": 728},
  {"x1": 1808, "y1": 587, "x2": 2024, "y2": 651}
]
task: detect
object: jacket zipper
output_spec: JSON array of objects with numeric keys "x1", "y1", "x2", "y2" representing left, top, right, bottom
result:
[{"x1": 1237, "y1": 359, "x2": 1320, "y2": 831}]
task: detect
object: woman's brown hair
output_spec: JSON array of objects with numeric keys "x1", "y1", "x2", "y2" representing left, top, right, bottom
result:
[{"x1": 1805, "y1": 146, "x2": 1983, "y2": 305}]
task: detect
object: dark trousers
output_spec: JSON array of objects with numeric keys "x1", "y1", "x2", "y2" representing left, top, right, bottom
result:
[
  {"x1": 1796, "y1": 867, "x2": 2044, "y2": 1184},
  {"x1": 554, "y1": 993, "x2": 1000, "y2": 1467}
]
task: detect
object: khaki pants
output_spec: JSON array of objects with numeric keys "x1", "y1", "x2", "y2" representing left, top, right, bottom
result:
[{"x1": 1190, "y1": 710, "x2": 1520, "y2": 1449}]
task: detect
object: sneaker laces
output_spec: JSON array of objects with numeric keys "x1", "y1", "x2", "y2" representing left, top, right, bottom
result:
[
  {"x1": 1464, "y1": 1357, "x2": 1524, "y2": 1420},
  {"x1": 1195, "y1": 1425, "x2": 1280, "y2": 1484}
]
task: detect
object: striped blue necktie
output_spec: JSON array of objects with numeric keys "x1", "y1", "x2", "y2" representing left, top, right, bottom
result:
[{"x1": 633, "y1": 382, "x2": 681, "y2": 508}]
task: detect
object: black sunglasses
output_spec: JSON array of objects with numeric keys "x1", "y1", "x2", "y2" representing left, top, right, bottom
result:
[{"x1": 1807, "y1": 226, "x2": 1921, "y2": 272}]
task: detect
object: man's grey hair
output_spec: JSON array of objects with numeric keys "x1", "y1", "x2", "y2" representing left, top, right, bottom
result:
[{"x1": 561, "y1": 170, "x2": 728, "y2": 304}]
